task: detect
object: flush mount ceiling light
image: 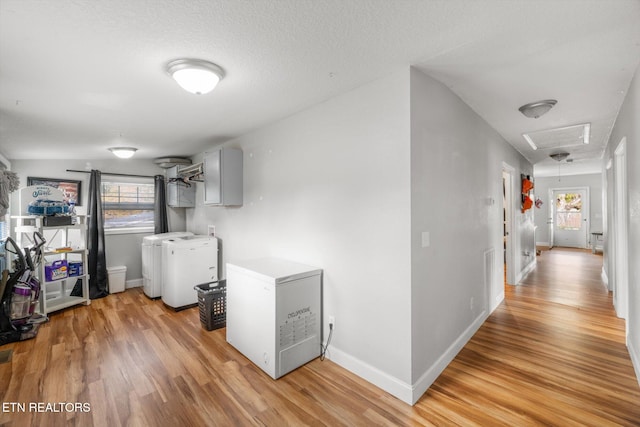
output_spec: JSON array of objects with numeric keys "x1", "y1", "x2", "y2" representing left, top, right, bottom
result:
[
  {"x1": 549, "y1": 152, "x2": 570, "y2": 162},
  {"x1": 166, "y1": 58, "x2": 225, "y2": 95},
  {"x1": 518, "y1": 99, "x2": 557, "y2": 119},
  {"x1": 109, "y1": 147, "x2": 137, "y2": 159}
]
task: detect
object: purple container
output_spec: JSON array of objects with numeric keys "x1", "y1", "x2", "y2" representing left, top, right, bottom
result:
[{"x1": 11, "y1": 284, "x2": 32, "y2": 320}]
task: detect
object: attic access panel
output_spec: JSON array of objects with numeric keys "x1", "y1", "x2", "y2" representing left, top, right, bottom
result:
[{"x1": 523, "y1": 123, "x2": 590, "y2": 150}]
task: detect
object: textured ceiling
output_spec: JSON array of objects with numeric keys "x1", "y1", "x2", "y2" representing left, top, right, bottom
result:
[{"x1": 1, "y1": 0, "x2": 639, "y2": 177}]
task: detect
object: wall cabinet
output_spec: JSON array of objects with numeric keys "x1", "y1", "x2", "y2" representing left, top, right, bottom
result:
[
  {"x1": 204, "y1": 148, "x2": 243, "y2": 206},
  {"x1": 166, "y1": 165, "x2": 196, "y2": 208},
  {"x1": 14, "y1": 216, "x2": 90, "y2": 315}
]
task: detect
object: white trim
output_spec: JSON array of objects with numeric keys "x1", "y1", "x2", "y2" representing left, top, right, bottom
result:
[
  {"x1": 502, "y1": 162, "x2": 516, "y2": 286},
  {"x1": 613, "y1": 138, "x2": 629, "y2": 324},
  {"x1": 629, "y1": 337, "x2": 640, "y2": 389},
  {"x1": 493, "y1": 291, "x2": 504, "y2": 311},
  {"x1": 410, "y1": 310, "x2": 488, "y2": 404},
  {"x1": 328, "y1": 309, "x2": 490, "y2": 406},
  {"x1": 126, "y1": 278, "x2": 143, "y2": 289},
  {"x1": 601, "y1": 267, "x2": 609, "y2": 291},
  {"x1": 516, "y1": 258, "x2": 537, "y2": 284},
  {"x1": 536, "y1": 241, "x2": 550, "y2": 248},
  {"x1": 326, "y1": 346, "x2": 413, "y2": 404}
]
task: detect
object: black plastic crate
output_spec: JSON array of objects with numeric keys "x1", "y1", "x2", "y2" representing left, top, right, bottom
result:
[{"x1": 194, "y1": 280, "x2": 226, "y2": 331}]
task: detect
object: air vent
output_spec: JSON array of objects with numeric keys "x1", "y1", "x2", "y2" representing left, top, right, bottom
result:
[{"x1": 523, "y1": 123, "x2": 590, "y2": 150}]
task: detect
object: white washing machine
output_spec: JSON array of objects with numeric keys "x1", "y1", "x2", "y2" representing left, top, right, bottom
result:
[
  {"x1": 141, "y1": 231, "x2": 193, "y2": 298},
  {"x1": 162, "y1": 236, "x2": 218, "y2": 310},
  {"x1": 226, "y1": 258, "x2": 322, "y2": 379}
]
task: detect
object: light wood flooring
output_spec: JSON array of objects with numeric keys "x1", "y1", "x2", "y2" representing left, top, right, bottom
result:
[{"x1": 1, "y1": 248, "x2": 639, "y2": 426}]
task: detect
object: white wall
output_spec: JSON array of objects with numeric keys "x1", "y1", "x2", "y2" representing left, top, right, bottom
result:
[
  {"x1": 9, "y1": 159, "x2": 186, "y2": 281},
  {"x1": 533, "y1": 173, "x2": 603, "y2": 247},
  {"x1": 408, "y1": 68, "x2": 534, "y2": 402},
  {"x1": 187, "y1": 70, "x2": 414, "y2": 395},
  {"x1": 187, "y1": 68, "x2": 536, "y2": 404},
  {"x1": 603, "y1": 63, "x2": 640, "y2": 384}
]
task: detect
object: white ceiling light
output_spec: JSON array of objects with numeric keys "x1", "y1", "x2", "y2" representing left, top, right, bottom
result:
[
  {"x1": 166, "y1": 59, "x2": 225, "y2": 95},
  {"x1": 518, "y1": 99, "x2": 557, "y2": 119},
  {"x1": 109, "y1": 147, "x2": 137, "y2": 159},
  {"x1": 549, "y1": 152, "x2": 570, "y2": 162}
]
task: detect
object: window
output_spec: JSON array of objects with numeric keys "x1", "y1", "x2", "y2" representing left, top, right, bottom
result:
[
  {"x1": 101, "y1": 181, "x2": 155, "y2": 231},
  {"x1": 556, "y1": 192, "x2": 582, "y2": 230}
]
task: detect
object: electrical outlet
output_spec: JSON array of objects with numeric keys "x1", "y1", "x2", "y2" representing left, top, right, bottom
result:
[{"x1": 329, "y1": 315, "x2": 335, "y2": 329}]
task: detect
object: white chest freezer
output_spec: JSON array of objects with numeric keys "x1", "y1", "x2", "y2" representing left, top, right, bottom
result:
[
  {"x1": 141, "y1": 231, "x2": 193, "y2": 298},
  {"x1": 226, "y1": 258, "x2": 322, "y2": 379},
  {"x1": 161, "y1": 236, "x2": 218, "y2": 309}
]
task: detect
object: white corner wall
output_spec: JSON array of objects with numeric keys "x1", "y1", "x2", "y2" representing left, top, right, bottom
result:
[
  {"x1": 408, "y1": 68, "x2": 534, "y2": 403},
  {"x1": 187, "y1": 67, "x2": 536, "y2": 405},
  {"x1": 603, "y1": 62, "x2": 640, "y2": 384},
  {"x1": 187, "y1": 70, "x2": 414, "y2": 399}
]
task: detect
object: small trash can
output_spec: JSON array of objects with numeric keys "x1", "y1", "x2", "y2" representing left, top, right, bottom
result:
[
  {"x1": 107, "y1": 266, "x2": 127, "y2": 293},
  {"x1": 194, "y1": 280, "x2": 226, "y2": 331}
]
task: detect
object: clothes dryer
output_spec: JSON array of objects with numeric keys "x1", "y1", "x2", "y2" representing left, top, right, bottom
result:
[{"x1": 141, "y1": 231, "x2": 193, "y2": 298}]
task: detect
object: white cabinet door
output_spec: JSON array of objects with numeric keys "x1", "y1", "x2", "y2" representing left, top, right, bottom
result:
[{"x1": 203, "y1": 148, "x2": 243, "y2": 206}]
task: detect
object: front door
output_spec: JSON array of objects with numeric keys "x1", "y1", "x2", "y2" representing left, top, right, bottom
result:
[{"x1": 553, "y1": 189, "x2": 588, "y2": 248}]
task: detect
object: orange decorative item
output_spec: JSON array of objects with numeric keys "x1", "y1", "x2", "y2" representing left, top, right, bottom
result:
[
  {"x1": 522, "y1": 178, "x2": 534, "y2": 193},
  {"x1": 522, "y1": 196, "x2": 533, "y2": 212}
]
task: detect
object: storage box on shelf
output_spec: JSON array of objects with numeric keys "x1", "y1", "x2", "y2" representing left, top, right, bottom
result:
[{"x1": 13, "y1": 215, "x2": 91, "y2": 315}]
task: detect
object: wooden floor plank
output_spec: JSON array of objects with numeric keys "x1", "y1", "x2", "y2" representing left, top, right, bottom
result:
[{"x1": 0, "y1": 248, "x2": 638, "y2": 426}]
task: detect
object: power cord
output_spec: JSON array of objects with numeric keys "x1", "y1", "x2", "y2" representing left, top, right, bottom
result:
[{"x1": 320, "y1": 323, "x2": 333, "y2": 361}]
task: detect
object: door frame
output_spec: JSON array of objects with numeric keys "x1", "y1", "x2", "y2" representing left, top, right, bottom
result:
[
  {"x1": 613, "y1": 138, "x2": 629, "y2": 323},
  {"x1": 502, "y1": 162, "x2": 515, "y2": 286},
  {"x1": 549, "y1": 186, "x2": 590, "y2": 249}
]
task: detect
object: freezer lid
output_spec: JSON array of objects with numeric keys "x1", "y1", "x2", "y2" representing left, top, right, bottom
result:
[{"x1": 226, "y1": 257, "x2": 322, "y2": 284}]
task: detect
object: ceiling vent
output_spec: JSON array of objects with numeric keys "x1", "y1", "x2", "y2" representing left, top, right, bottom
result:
[
  {"x1": 154, "y1": 157, "x2": 192, "y2": 169},
  {"x1": 522, "y1": 123, "x2": 590, "y2": 151}
]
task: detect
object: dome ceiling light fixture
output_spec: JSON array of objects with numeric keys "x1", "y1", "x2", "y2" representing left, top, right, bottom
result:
[
  {"x1": 549, "y1": 152, "x2": 570, "y2": 162},
  {"x1": 154, "y1": 157, "x2": 192, "y2": 169},
  {"x1": 518, "y1": 99, "x2": 558, "y2": 119},
  {"x1": 109, "y1": 147, "x2": 138, "y2": 159},
  {"x1": 166, "y1": 58, "x2": 225, "y2": 95}
]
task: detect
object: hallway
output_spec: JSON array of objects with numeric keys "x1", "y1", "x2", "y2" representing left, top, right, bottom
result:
[{"x1": 415, "y1": 248, "x2": 640, "y2": 425}]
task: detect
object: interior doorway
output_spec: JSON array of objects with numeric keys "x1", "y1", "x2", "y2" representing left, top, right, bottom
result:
[
  {"x1": 551, "y1": 188, "x2": 589, "y2": 248},
  {"x1": 613, "y1": 138, "x2": 629, "y2": 323},
  {"x1": 502, "y1": 163, "x2": 515, "y2": 286}
]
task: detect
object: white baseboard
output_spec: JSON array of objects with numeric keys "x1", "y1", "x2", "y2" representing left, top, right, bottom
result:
[
  {"x1": 410, "y1": 310, "x2": 488, "y2": 404},
  {"x1": 536, "y1": 241, "x2": 549, "y2": 247},
  {"x1": 516, "y1": 259, "x2": 536, "y2": 284},
  {"x1": 126, "y1": 278, "x2": 143, "y2": 289},
  {"x1": 601, "y1": 267, "x2": 610, "y2": 291},
  {"x1": 328, "y1": 309, "x2": 489, "y2": 406},
  {"x1": 628, "y1": 338, "x2": 640, "y2": 388},
  {"x1": 327, "y1": 347, "x2": 413, "y2": 404},
  {"x1": 491, "y1": 292, "x2": 504, "y2": 312}
]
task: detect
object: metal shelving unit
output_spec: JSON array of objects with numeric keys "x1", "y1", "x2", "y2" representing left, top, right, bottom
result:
[{"x1": 13, "y1": 215, "x2": 91, "y2": 315}]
